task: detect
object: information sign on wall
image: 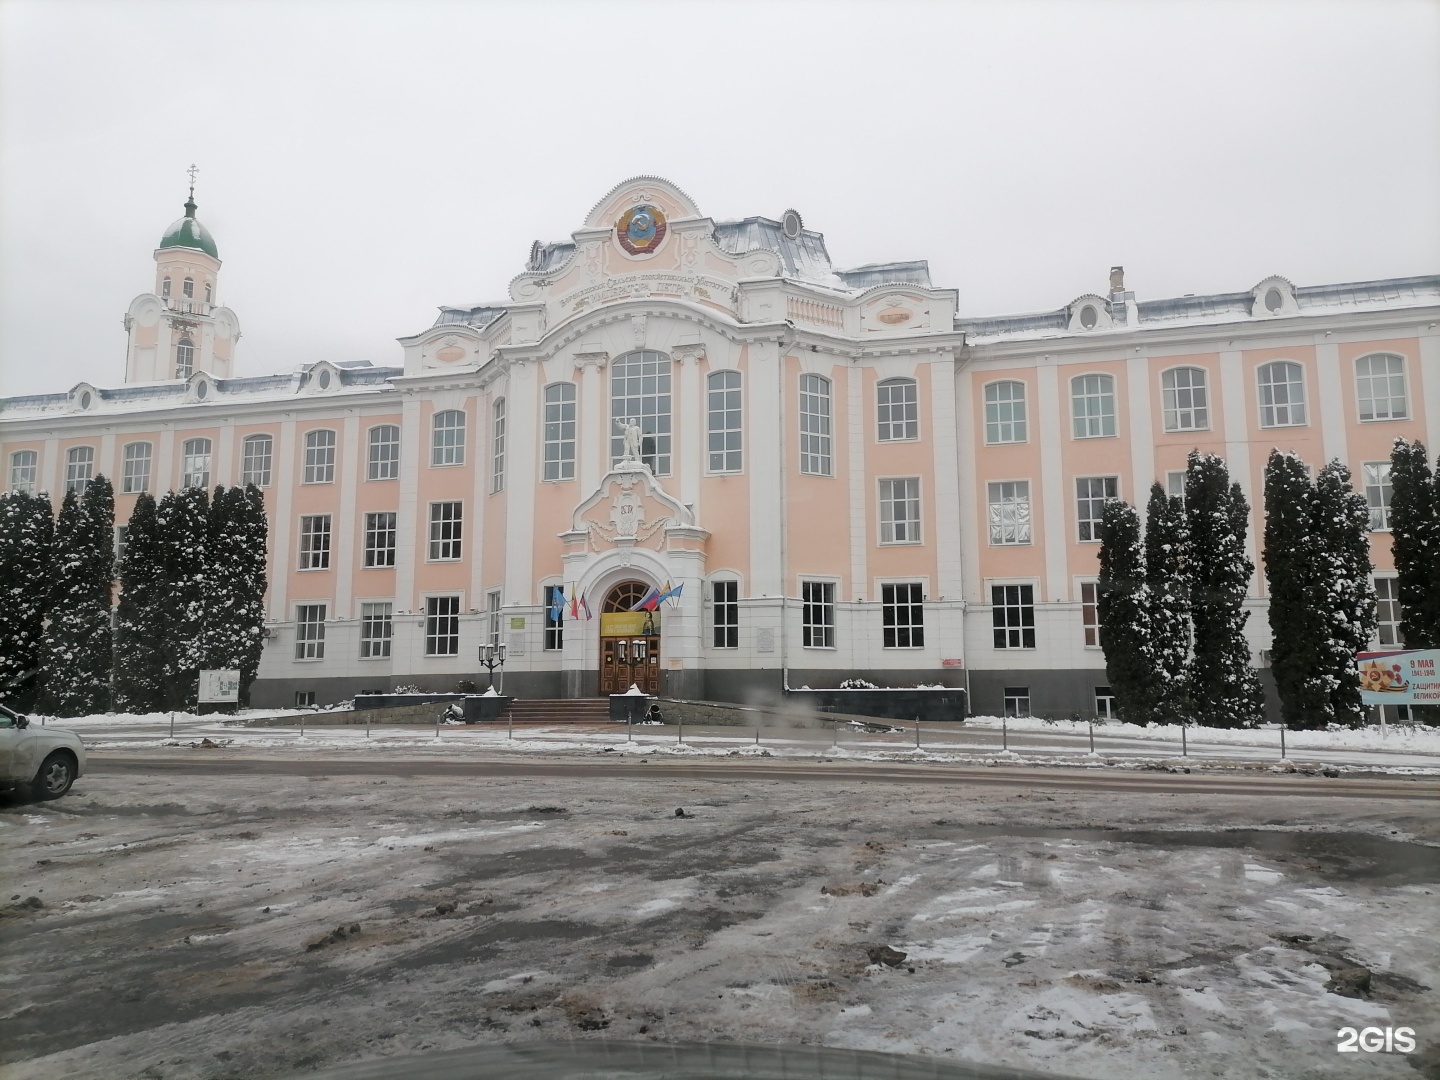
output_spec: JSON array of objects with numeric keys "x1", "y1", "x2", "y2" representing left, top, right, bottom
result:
[{"x1": 198, "y1": 669, "x2": 241, "y2": 703}]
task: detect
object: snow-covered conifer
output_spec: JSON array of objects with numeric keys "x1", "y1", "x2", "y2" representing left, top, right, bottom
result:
[
  {"x1": 156, "y1": 486, "x2": 209, "y2": 710},
  {"x1": 114, "y1": 492, "x2": 167, "y2": 712},
  {"x1": 1097, "y1": 500, "x2": 1160, "y2": 721},
  {"x1": 1313, "y1": 460, "x2": 1376, "y2": 727},
  {"x1": 235, "y1": 484, "x2": 270, "y2": 705},
  {"x1": 1144, "y1": 483, "x2": 1190, "y2": 723},
  {"x1": 1388, "y1": 439, "x2": 1439, "y2": 648},
  {"x1": 1263, "y1": 450, "x2": 1329, "y2": 728},
  {"x1": 37, "y1": 477, "x2": 115, "y2": 716},
  {"x1": 0, "y1": 491, "x2": 54, "y2": 707}
]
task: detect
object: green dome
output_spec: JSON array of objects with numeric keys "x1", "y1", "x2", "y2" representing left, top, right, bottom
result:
[{"x1": 159, "y1": 196, "x2": 218, "y2": 258}]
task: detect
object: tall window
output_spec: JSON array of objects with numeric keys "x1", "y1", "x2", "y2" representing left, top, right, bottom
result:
[
  {"x1": 1166, "y1": 470, "x2": 1186, "y2": 502},
  {"x1": 115, "y1": 525, "x2": 129, "y2": 565},
  {"x1": 1080, "y1": 581, "x2": 1101, "y2": 647},
  {"x1": 879, "y1": 478, "x2": 921, "y2": 544},
  {"x1": 491, "y1": 398, "x2": 506, "y2": 493},
  {"x1": 544, "y1": 584, "x2": 565, "y2": 651},
  {"x1": 181, "y1": 438, "x2": 211, "y2": 489},
  {"x1": 298, "y1": 515, "x2": 331, "y2": 570},
  {"x1": 122, "y1": 442, "x2": 152, "y2": 493},
  {"x1": 182, "y1": 277, "x2": 194, "y2": 299},
  {"x1": 1076, "y1": 476, "x2": 1119, "y2": 542},
  {"x1": 432, "y1": 409, "x2": 466, "y2": 466},
  {"x1": 364, "y1": 512, "x2": 397, "y2": 568},
  {"x1": 712, "y1": 579, "x2": 739, "y2": 649},
  {"x1": 1094, "y1": 687, "x2": 1116, "y2": 720},
  {"x1": 1071, "y1": 374, "x2": 1116, "y2": 438},
  {"x1": 65, "y1": 446, "x2": 95, "y2": 494},
  {"x1": 801, "y1": 580, "x2": 835, "y2": 648},
  {"x1": 610, "y1": 350, "x2": 672, "y2": 474},
  {"x1": 882, "y1": 583, "x2": 924, "y2": 648},
  {"x1": 161, "y1": 277, "x2": 171, "y2": 299},
  {"x1": 799, "y1": 373, "x2": 832, "y2": 476},
  {"x1": 1162, "y1": 367, "x2": 1209, "y2": 431},
  {"x1": 242, "y1": 434, "x2": 273, "y2": 486},
  {"x1": 1374, "y1": 577, "x2": 1403, "y2": 646},
  {"x1": 204, "y1": 282, "x2": 213, "y2": 304},
  {"x1": 1356, "y1": 354, "x2": 1408, "y2": 421},
  {"x1": 486, "y1": 589, "x2": 502, "y2": 647},
  {"x1": 987, "y1": 481, "x2": 1031, "y2": 545},
  {"x1": 992, "y1": 584, "x2": 1035, "y2": 649},
  {"x1": 360, "y1": 602, "x2": 393, "y2": 659},
  {"x1": 876, "y1": 377, "x2": 918, "y2": 441},
  {"x1": 10, "y1": 450, "x2": 38, "y2": 494},
  {"x1": 1257, "y1": 361, "x2": 1307, "y2": 427},
  {"x1": 175, "y1": 337, "x2": 194, "y2": 379},
  {"x1": 368, "y1": 425, "x2": 400, "y2": 481},
  {"x1": 303, "y1": 429, "x2": 336, "y2": 484},
  {"x1": 426, "y1": 596, "x2": 461, "y2": 656},
  {"x1": 543, "y1": 383, "x2": 577, "y2": 481},
  {"x1": 707, "y1": 370, "x2": 743, "y2": 472},
  {"x1": 1364, "y1": 463, "x2": 1393, "y2": 531},
  {"x1": 295, "y1": 604, "x2": 326, "y2": 660},
  {"x1": 984, "y1": 381, "x2": 1027, "y2": 444},
  {"x1": 1003, "y1": 687, "x2": 1031, "y2": 717},
  {"x1": 428, "y1": 502, "x2": 463, "y2": 561}
]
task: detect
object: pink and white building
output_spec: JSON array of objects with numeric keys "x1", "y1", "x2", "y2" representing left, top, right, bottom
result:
[{"x1": 2, "y1": 176, "x2": 1437, "y2": 713}]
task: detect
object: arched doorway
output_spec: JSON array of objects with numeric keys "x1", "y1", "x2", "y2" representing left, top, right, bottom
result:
[{"x1": 598, "y1": 580, "x2": 662, "y2": 695}]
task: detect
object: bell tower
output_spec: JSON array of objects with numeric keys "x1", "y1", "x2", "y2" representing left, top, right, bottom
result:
[{"x1": 124, "y1": 166, "x2": 241, "y2": 383}]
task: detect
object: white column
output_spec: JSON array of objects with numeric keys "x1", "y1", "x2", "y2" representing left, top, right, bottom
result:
[
  {"x1": 1313, "y1": 341, "x2": 1348, "y2": 467},
  {"x1": 1035, "y1": 362, "x2": 1067, "y2": 603},
  {"x1": 505, "y1": 362, "x2": 539, "y2": 606},
  {"x1": 574, "y1": 352, "x2": 609, "y2": 493},
  {"x1": 99, "y1": 432, "x2": 116, "y2": 487},
  {"x1": 748, "y1": 341, "x2": 783, "y2": 598},
  {"x1": 394, "y1": 397, "x2": 421, "y2": 615},
  {"x1": 156, "y1": 428, "x2": 175, "y2": 494},
  {"x1": 334, "y1": 414, "x2": 360, "y2": 618},
  {"x1": 930, "y1": 355, "x2": 963, "y2": 600},
  {"x1": 954, "y1": 369, "x2": 981, "y2": 603},
  {"x1": 1218, "y1": 350, "x2": 1257, "y2": 594},
  {"x1": 674, "y1": 344, "x2": 705, "y2": 514},
  {"x1": 847, "y1": 365, "x2": 867, "y2": 600},
  {"x1": 269, "y1": 417, "x2": 297, "y2": 621},
  {"x1": 40, "y1": 437, "x2": 59, "y2": 499}
]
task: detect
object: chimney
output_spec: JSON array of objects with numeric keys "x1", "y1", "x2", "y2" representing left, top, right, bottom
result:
[{"x1": 1109, "y1": 266, "x2": 1125, "y2": 293}]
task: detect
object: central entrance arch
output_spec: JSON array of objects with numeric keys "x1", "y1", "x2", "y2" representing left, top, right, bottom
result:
[{"x1": 598, "y1": 580, "x2": 662, "y2": 696}]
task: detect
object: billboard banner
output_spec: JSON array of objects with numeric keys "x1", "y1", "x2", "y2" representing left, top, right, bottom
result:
[
  {"x1": 599, "y1": 611, "x2": 659, "y2": 637},
  {"x1": 198, "y1": 669, "x2": 241, "y2": 703},
  {"x1": 1357, "y1": 649, "x2": 1440, "y2": 706}
]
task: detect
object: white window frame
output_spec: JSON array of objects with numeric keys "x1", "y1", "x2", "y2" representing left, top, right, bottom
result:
[
  {"x1": 881, "y1": 581, "x2": 925, "y2": 649},
  {"x1": 543, "y1": 383, "x2": 577, "y2": 482},
  {"x1": 65, "y1": 446, "x2": 95, "y2": 494},
  {"x1": 425, "y1": 595, "x2": 461, "y2": 657},
  {"x1": 241, "y1": 434, "x2": 273, "y2": 487},
  {"x1": 1165, "y1": 470, "x2": 1186, "y2": 502},
  {"x1": 1355, "y1": 353, "x2": 1408, "y2": 422},
  {"x1": 707, "y1": 369, "x2": 744, "y2": 473},
  {"x1": 1094, "y1": 686, "x2": 1116, "y2": 720},
  {"x1": 491, "y1": 398, "x2": 506, "y2": 493},
  {"x1": 367, "y1": 425, "x2": 400, "y2": 481},
  {"x1": 1079, "y1": 579, "x2": 1101, "y2": 648},
  {"x1": 1374, "y1": 575, "x2": 1403, "y2": 647},
  {"x1": 175, "y1": 337, "x2": 194, "y2": 379},
  {"x1": 1075, "y1": 475, "x2": 1120, "y2": 543},
  {"x1": 122, "y1": 441, "x2": 152, "y2": 494},
  {"x1": 610, "y1": 350, "x2": 673, "y2": 475},
  {"x1": 876, "y1": 377, "x2": 919, "y2": 442},
  {"x1": 115, "y1": 524, "x2": 129, "y2": 564},
  {"x1": 799, "y1": 373, "x2": 832, "y2": 476},
  {"x1": 486, "y1": 589, "x2": 503, "y2": 648},
  {"x1": 360, "y1": 601, "x2": 393, "y2": 659},
  {"x1": 711, "y1": 577, "x2": 739, "y2": 649},
  {"x1": 542, "y1": 583, "x2": 565, "y2": 652},
  {"x1": 1003, "y1": 686, "x2": 1031, "y2": 717},
  {"x1": 181, "y1": 437, "x2": 211, "y2": 489},
  {"x1": 428, "y1": 501, "x2": 463, "y2": 561},
  {"x1": 1257, "y1": 360, "x2": 1307, "y2": 428},
  {"x1": 1161, "y1": 366, "x2": 1210, "y2": 432},
  {"x1": 984, "y1": 380, "x2": 1027, "y2": 444},
  {"x1": 294, "y1": 604, "x2": 327, "y2": 660},
  {"x1": 10, "y1": 450, "x2": 38, "y2": 494},
  {"x1": 431, "y1": 409, "x2": 466, "y2": 467},
  {"x1": 363, "y1": 511, "x2": 397, "y2": 568},
  {"x1": 879, "y1": 476, "x2": 921, "y2": 545},
  {"x1": 1363, "y1": 462, "x2": 1393, "y2": 531},
  {"x1": 987, "y1": 480, "x2": 1032, "y2": 546},
  {"x1": 991, "y1": 582, "x2": 1037, "y2": 650},
  {"x1": 298, "y1": 514, "x2": 332, "y2": 571},
  {"x1": 801, "y1": 579, "x2": 837, "y2": 648},
  {"x1": 303, "y1": 429, "x2": 337, "y2": 484},
  {"x1": 1070, "y1": 373, "x2": 1117, "y2": 439}
]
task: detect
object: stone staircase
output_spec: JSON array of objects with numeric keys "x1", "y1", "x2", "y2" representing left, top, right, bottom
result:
[{"x1": 500, "y1": 698, "x2": 612, "y2": 725}]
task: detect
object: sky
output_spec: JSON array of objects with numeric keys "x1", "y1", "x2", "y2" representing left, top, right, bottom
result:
[{"x1": 1, "y1": 0, "x2": 1437, "y2": 397}]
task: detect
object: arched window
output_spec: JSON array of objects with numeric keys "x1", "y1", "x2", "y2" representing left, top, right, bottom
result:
[
  {"x1": 543, "y1": 383, "x2": 576, "y2": 481},
  {"x1": 204, "y1": 282, "x2": 213, "y2": 305},
  {"x1": 242, "y1": 434, "x2": 274, "y2": 486},
  {"x1": 367, "y1": 425, "x2": 400, "y2": 481},
  {"x1": 610, "y1": 350, "x2": 672, "y2": 474},
  {"x1": 303, "y1": 429, "x2": 336, "y2": 484},
  {"x1": 984, "y1": 381, "x2": 1027, "y2": 444},
  {"x1": 1257, "y1": 361, "x2": 1307, "y2": 427},
  {"x1": 1071, "y1": 374, "x2": 1116, "y2": 438},
  {"x1": 876, "y1": 377, "x2": 918, "y2": 441},
  {"x1": 1161, "y1": 367, "x2": 1209, "y2": 431},
  {"x1": 65, "y1": 446, "x2": 95, "y2": 494},
  {"x1": 707, "y1": 370, "x2": 742, "y2": 471},
  {"x1": 10, "y1": 450, "x2": 39, "y2": 494},
  {"x1": 1355, "y1": 353, "x2": 1408, "y2": 421},
  {"x1": 175, "y1": 337, "x2": 194, "y2": 379},
  {"x1": 161, "y1": 277, "x2": 171, "y2": 299},
  {"x1": 183, "y1": 277, "x2": 194, "y2": 299},
  {"x1": 491, "y1": 398, "x2": 506, "y2": 493},
  {"x1": 799, "y1": 373, "x2": 832, "y2": 476},
  {"x1": 181, "y1": 438, "x2": 212, "y2": 489},
  {"x1": 431, "y1": 409, "x2": 466, "y2": 466}
]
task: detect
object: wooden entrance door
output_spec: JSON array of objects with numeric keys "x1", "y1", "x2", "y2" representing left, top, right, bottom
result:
[{"x1": 598, "y1": 581, "x2": 662, "y2": 696}]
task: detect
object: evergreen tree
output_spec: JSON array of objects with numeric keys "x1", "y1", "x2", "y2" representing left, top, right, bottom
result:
[
  {"x1": 114, "y1": 492, "x2": 167, "y2": 712},
  {"x1": 1097, "y1": 500, "x2": 1161, "y2": 721},
  {"x1": 1185, "y1": 452, "x2": 1265, "y2": 727},
  {"x1": 1144, "y1": 483, "x2": 1190, "y2": 723},
  {"x1": 0, "y1": 491, "x2": 55, "y2": 707},
  {"x1": 235, "y1": 484, "x2": 270, "y2": 706},
  {"x1": 156, "y1": 486, "x2": 209, "y2": 710},
  {"x1": 1388, "y1": 439, "x2": 1440, "y2": 648},
  {"x1": 36, "y1": 477, "x2": 115, "y2": 716},
  {"x1": 1263, "y1": 450, "x2": 1329, "y2": 728},
  {"x1": 1314, "y1": 461, "x2": 1376, "y2": 727}
]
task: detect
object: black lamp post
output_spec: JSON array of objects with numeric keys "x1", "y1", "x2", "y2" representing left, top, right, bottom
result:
[{"x1": 478, "y1": 641, "x2": 508, "y2": 694}]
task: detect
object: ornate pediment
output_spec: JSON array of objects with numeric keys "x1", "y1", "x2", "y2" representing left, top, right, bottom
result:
[{"x1": 564, "y1": 463, "x2": 703, "y2": 553}]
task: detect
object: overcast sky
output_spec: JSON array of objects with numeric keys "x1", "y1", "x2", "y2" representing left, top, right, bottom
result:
[{"x1": 1, "y1": 0, "x2": 1437, "y2": 397}]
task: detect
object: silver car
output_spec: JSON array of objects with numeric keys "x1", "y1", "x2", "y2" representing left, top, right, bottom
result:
[{"x1": 0, "y1": 702, "x2": 86, "y2": 800}]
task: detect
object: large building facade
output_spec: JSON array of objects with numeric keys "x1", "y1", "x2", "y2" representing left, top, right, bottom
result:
[{"x1": 2, "y1": 176, "x2": 1437, "y2": 712}]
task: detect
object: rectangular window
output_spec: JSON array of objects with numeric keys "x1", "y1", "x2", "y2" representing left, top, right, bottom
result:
[
  {"x1": 115, "y1": 525, "x2": 129, "y2": 565},
  {"x1": 544, "y1": 584, "x2": 564, "y2": 651},
  {"x1": 1166, "y1": 470, "x2": 1186, "y2": 502},
  {"x1": 712, "y1": 579, "x2": 738, "y2": 648},
  {"x1": 801, "y1": 580, "x2": 835, "y2": 648},
  {"x1": 1075, "y1": 476, "x2": 1119, "y2": 542},
  {"x1": 992, "y1": 584, "x2": 1036, "y2": 649},
  {"x1": 298, "y1": 515, "x2": 331, "y2": 570},
  {"x1": 882, "y1": 583, "x2": 924, "y2": 648},
  {"x1": 610, "y1": 351, "x2": 673, "y2": 474},
  {"x1": 984, "y1": 381, "x2": 1027, "y2": 444},
  {"x1": 304, "y1": 429, "x2": 336, "y2": 484},
  {"x1": 181, "y1": 438, "x2": 211, "y2": 490},
  {"x1": 486, "y1": 589, "x2": 502, "y2": 647},
  {"x1": 491, "y1": 398, "x2": 506, "y2": 493},
  {"x1": 1162, "y1": 368, "x2": 1209, "y2": 432},
  {"x1": 987, "y1": 481, "x2": 1031, "y2": 545},
  {"x1": 876, "y1": 378, "x2": 919, "y2": 441},
  {"x1": 428, "y1": 502, "x2": 463, "y2": 561},
  {"x1": 66, "y1": 446, "x2": 96, "y2": 494},
  {"x1": 295, "y1": 604, "x2": 326, "y2": 660},
  {"x1": 707, "y1": 370, "x2": 743, "y2": 472},
  {"x1": 1356, "y1": 354, "x2": 1408, "y2": 421},
  {"x1": 1003, "y1": 686, "x2": 1030, "y2": 717},
  {"x1": 425, "y1": 595, "x2": 460, "y2": 656},
  {"x1": 1364, "y1": 462, "x2": 1393, "y2": 531},
  {"x1": 1080, "y1": 581, "x2": 1101, "y2": 647},
  {"x1": 431, "y1": 410, "x2": 466, "y2": 467},
  {"x1": 1375, "y1": 576, "x2": 1403, "y2": 647},
  {"x1": 120, "y1": 442, "x2": 151, "y2": 493},
  {"x1": 242, "y1": 435, "x2": 273, "y2": 487},
  {"x1": 10, "y1": 450, "x2": 38, "y2": 494},
  {"x1": 360, "y1": 602, "x2": 393, "y2": 659},
  {"x1": 1094, "y1": 686, "x2": 1116, "y2": 720},
  {"x1": 543, "y1": 384, "x2": 577, "y2": 481},
  {"x1": 368, "y1": 425, "x2": 400, "y2": 481},
  {"x1": 295, "y1": 690, "x2": 316, "y2": 707},
  {"x1": 1258, "y1": 362, "x2": 1307, "y2": 427},
  {"x1": 872, "y1": 476, "x2": 920, "y2": 544},
  {"x1": 1071, "y1": 374, "x2": 1116, "y2": 438},
  {"x1": 799, "y1": 374, "x2": 832, "y2": 476},
  {"x1": 364, "y1": 511, "x2": 397, "y2": 568}
]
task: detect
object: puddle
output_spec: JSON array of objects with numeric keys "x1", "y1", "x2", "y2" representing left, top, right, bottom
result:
[{"x1": 934, "y1": 826, "x2": 1440, "y2": 885}]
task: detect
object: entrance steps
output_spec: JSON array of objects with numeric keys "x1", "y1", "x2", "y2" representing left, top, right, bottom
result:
[{"x1": 501, "y1": 699, "x2": 612, "y2": 725}]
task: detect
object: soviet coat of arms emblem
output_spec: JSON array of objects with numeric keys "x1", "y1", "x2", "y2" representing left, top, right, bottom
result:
[{"x1": 616, "y1": 204, "x2": 667, "y2": 255}]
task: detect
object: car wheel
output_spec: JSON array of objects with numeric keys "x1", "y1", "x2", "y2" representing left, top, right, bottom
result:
[{"x1": 32, "y1": 752, "x2": 75, "y2": 800}]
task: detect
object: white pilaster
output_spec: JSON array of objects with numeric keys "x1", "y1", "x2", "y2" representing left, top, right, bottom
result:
[
  {"x1": 675, "y1": 344, "x2": 704, "y2": 512},
  {"x1": 1036, "y1": 362, "x2": 1067, "y2": 603},
  {"x1": 847, "y1": 364, "x2": 867, "y2": 600},
  {"x1": 1126, "y1": 355, "x2": 1155, "y2": 490},
  {"x1": 335, "y1": 414, "x2": 360, "y2": 618},
  {"x1": 954, "y1": 368, "x2": 980, "y2": 603},
  {"x1": 930, "y1": 356, "x2": 964, "y2": 599},
  {"x1": 506, "y1": 364, "x2": 539, "y2": 604},
  {"x1": 1219, "y1": 350, "x2": 1258, "y2": 594},
  {"x1": 394, "y1": 397, "x2": 421, "y2": 613},
  {"x1": 216, "y1": 417, "x2": 235, "y2": 486},
  {"x1": 575, "y1": 352, "x2": 608, "y2": 494},
  {"x1": 1420, "y1": 327, "x2": 1440, "y2": 455},
  {"x1": 269, "y1": 417, "x2": 296, "y2": 620},
  {"x1": 1314, "y1": 341, "x2": 1348, "y2": 468},
  {"x1": 749, "y1": 341, "x2": 783, "y2": 597}
]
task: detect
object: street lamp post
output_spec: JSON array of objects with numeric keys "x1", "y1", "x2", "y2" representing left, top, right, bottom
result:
[{"x1": 478, "y1": 641, "x2": 508, "y2": 695}]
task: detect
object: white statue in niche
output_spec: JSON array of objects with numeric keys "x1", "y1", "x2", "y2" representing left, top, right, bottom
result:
[{"x1": 614, "y1": 416, "x2": 643, "y2": 463}]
